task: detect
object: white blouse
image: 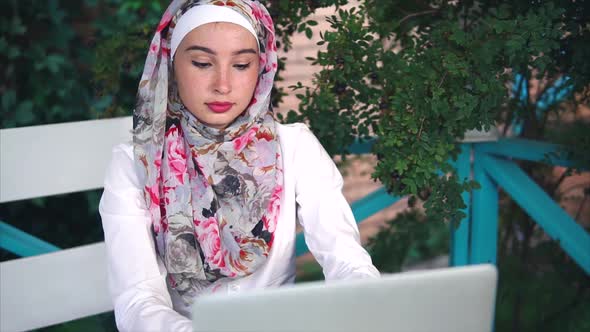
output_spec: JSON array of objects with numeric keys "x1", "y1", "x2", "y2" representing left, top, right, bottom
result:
[{"x1": 99, "y1": 122, "x2": 380, "y2": 332}]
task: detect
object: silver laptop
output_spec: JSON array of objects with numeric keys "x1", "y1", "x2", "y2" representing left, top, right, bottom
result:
[{"x1": 192, "y1": 264, "x2": 497, "y2": 332}]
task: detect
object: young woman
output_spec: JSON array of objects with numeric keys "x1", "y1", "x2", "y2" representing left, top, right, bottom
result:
[{"x1": 99, "y1": 0, "x2": 379, "y2": 331}]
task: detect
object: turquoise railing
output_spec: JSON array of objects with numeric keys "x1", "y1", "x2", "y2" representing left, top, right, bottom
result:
[
  {"x1": 450, "y1": 139, "x2": 590, "y2": 274},
  {"x1": 2, "y1": 139, "x2": 589, "y2": 275},
  {"x1": 0, "y1": 221, "x2": 60, "y2": 257}
]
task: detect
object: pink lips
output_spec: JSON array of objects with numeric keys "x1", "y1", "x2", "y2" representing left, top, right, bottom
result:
[{"x1": 206, "y1": 102, "x2": 233, "y2": 113}]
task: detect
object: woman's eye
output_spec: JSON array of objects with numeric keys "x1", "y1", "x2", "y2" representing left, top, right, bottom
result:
[
  {"x1": 192, "y1": 61, "x2": 211, "y2": 69},
  {"x1": 234, "y1": 63, "x2": 251, "y2": 71}
]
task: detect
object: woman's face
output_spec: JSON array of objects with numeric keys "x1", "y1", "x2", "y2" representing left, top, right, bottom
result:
[{"x1": 173, "y1": 22, "x2": 260, "y2": 130}]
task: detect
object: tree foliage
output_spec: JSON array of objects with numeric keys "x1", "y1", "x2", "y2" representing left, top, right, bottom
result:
[{"x1": 290, "y1": 0, "x2": 589, "y2": 225}]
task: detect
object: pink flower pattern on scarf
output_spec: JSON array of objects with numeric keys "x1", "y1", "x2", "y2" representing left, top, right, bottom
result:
[{"x1": 133, "y1": 0, "x2": 282, "y2": 304}]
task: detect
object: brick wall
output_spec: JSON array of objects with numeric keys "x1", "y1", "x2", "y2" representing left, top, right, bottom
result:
[{"x1": 276, "y1": 3, "x2": 357, "y2": 115}]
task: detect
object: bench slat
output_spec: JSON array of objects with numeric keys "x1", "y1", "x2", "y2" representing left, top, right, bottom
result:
[
  {"x1": 0, "y1": 117, "x2": 132, "y2": 203},
  {"x1": 0, "y1": 242, "x2": 113, "y2": 332}
]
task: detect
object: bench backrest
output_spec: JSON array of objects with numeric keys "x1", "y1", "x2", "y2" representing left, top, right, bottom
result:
[{"x1": 0, "y1": 117, "x2": 132, "y2": 331}]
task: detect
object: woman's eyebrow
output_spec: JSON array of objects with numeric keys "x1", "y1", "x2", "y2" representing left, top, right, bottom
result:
[
  {"x1": 232, "y1": 48, "x2": 257, "y2": 55},
  {"x1": 185, "y1": 45, "x2": 215, "y2": 54},
  {"x1": 185, "y1": 45, "x2": 257, "y2": 56}
]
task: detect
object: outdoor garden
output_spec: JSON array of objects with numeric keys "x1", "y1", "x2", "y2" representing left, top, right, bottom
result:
[{"x1": 1, "y1": 0, "x2": 589, "y2": 331}]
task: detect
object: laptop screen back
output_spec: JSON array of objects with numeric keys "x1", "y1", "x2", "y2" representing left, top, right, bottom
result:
[{"x1": 192, "y1": 264, "x2": 497, "y2": 332}]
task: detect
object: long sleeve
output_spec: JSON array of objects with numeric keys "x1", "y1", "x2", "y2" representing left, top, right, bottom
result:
[
  {"x1": 293, "y1": 126, "x2": 380, "y2": 280},
  {"x1": 99, "y1": 144, "x2": 192, "y2": 332}
]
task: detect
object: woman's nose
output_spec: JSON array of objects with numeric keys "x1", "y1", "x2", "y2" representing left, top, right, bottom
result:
[{"x1": 213, "y1": 68, "x2": 231, "y2": 95}]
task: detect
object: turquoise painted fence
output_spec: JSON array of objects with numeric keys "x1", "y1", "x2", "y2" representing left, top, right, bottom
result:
[
  {"x1": 450, "y1": 139, "x2": 590, "y2": 274},
  {"x1": 0, "y1": 221, "x2": 60, "y2": 257}
]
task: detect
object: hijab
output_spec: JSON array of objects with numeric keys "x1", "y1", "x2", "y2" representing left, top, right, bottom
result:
[{"x1": 132, "y1": 0, "x2": 282, "y2": 305}]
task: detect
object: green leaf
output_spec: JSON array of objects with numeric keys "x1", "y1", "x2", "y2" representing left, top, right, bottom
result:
[
  {"x1": 10, "y1": 17, "x2": 27, "y2": 35},
  {"x1": 2, "y1": 89, "x2": 16, "y2": 110},
  {"x1": 15, "y1": 105, "x2": 35, "y2": 125}
]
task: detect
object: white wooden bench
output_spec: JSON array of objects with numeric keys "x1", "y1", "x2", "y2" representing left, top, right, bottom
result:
[{"x1": 0, "y1": 117, "x2": 132, "y2": 332}]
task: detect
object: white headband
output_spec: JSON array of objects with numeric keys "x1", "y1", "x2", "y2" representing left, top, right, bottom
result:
[{"x1": 171, "y1": 4, "x2": 259, "y2": 60}]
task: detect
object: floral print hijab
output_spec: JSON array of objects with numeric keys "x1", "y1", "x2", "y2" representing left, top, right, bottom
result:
[{"x1": 133, "y1": 0, "x2": 282, "y2": 304}]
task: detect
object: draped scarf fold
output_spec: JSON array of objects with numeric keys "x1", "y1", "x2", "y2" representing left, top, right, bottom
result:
[{"x1": 132, "y1": 0, "x2": 282, "y2": 304}]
